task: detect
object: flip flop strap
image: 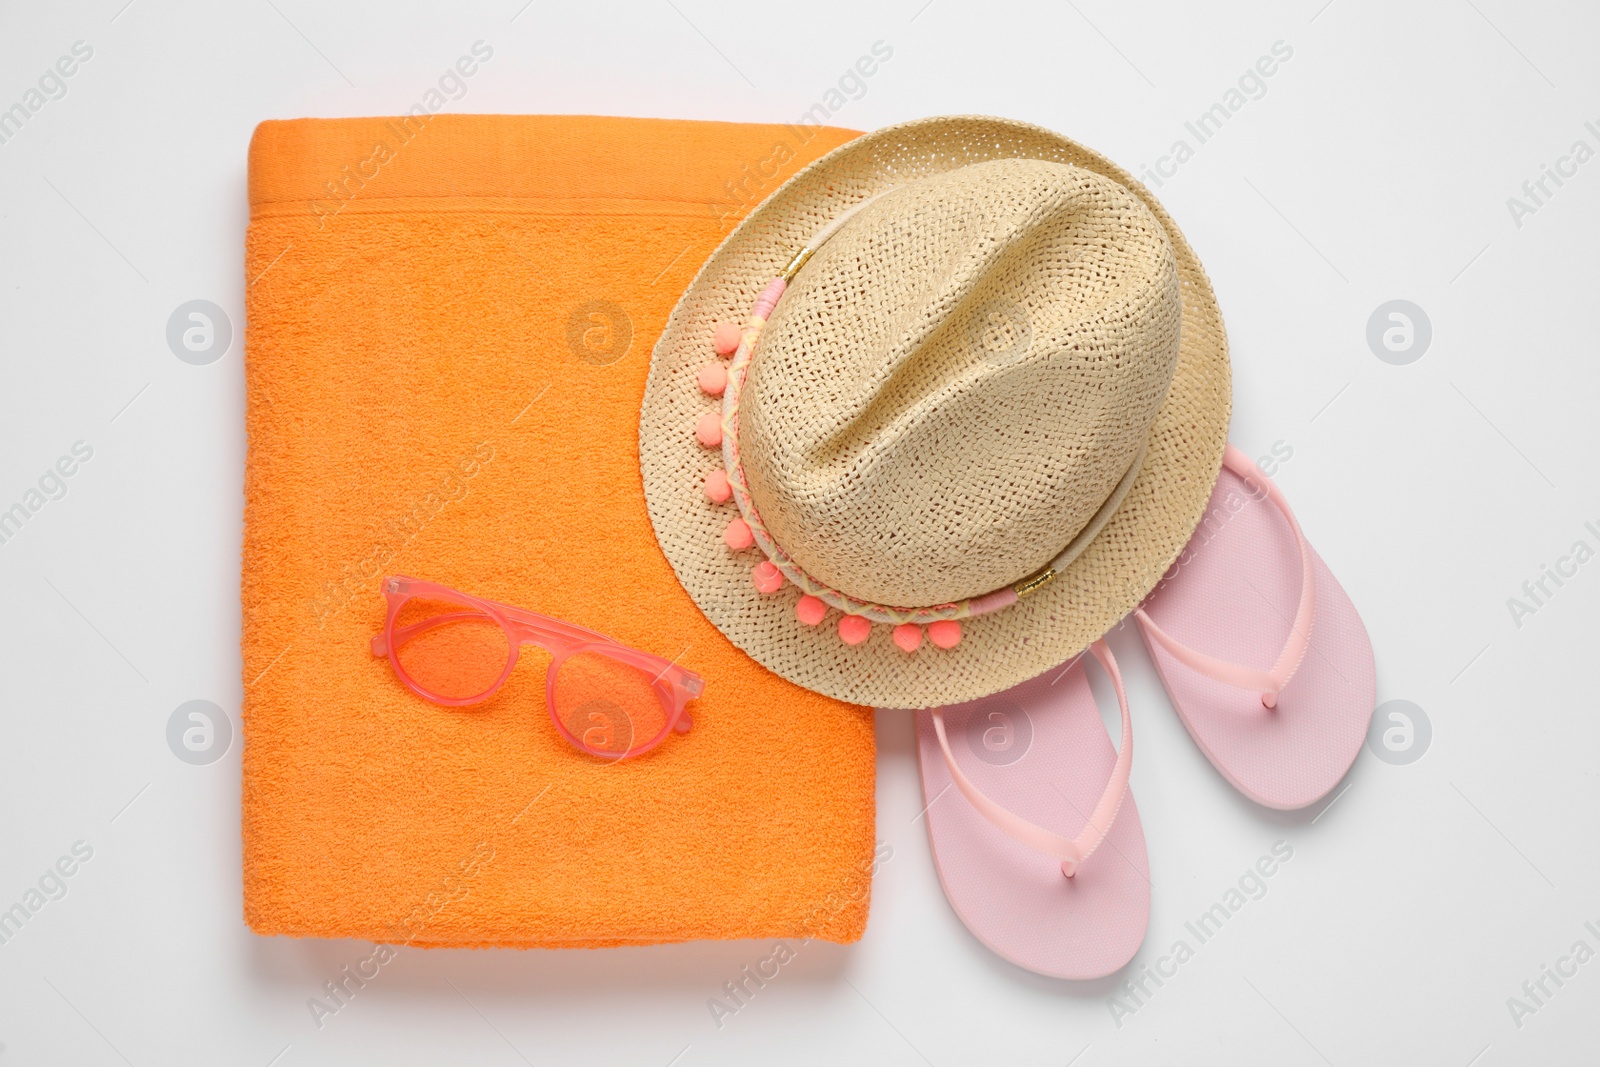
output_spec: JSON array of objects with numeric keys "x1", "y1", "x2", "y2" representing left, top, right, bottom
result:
[
  {"x1": 1133, "y1": 443, "x2": 1317, "y2": 709},
  {"x1": 930, "y1": 640, "x2": 1132, "y2": 879}
]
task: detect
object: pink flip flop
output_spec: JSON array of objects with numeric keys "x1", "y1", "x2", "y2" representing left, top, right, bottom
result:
[
  {"x1": 1134, "y1": 444, "x2": 1376, "y2": 810},
  {"x1": 910, "y1": 641, "x2": 1149, "y2": 979}
]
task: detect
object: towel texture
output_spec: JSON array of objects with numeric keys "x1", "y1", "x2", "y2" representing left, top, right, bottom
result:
[{"x1": 242, "y1": 114, "x2": 874, "y2": 946}]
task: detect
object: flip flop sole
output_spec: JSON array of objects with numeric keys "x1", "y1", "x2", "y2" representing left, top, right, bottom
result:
[
  {"x1": 1139, "y1": 466, "x2": 1376, "y2": 809},
  {"x1": 909, "y1": 664, "x2": 1150, "y2": 979}
]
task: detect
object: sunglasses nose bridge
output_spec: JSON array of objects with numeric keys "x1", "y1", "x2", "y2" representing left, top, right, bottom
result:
[
  {"x1": 370, "y1": 633, "x2": 388, "y2": 656},
  {"x1": 510, "y1": 622, "x2": 576, "y2": 657}
]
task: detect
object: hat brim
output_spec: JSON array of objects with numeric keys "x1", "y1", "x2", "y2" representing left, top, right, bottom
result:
[{"x1": 640, "y1": 115, "x2": 1229, "y2": 708}]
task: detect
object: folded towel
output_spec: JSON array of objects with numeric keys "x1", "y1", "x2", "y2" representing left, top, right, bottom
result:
[{"x1": 242, "y1": 114, "x2": 875, "y2": 946}]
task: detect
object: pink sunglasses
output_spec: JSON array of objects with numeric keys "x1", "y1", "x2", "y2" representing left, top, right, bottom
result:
[{"x1": 370, "y1": 576, "x2": 702, "y2": 760}]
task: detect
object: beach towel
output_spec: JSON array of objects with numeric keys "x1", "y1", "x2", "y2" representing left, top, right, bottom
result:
[{"x1": 241, "y1": 113, "x2": 875, "y2": 946}]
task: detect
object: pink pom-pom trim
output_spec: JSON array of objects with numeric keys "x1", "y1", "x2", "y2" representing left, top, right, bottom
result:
[
  {"x1": 927, "y1": 620, "x2": 962, "y2": 649},
  {"x1": 892, "y1": 624, "x2": 923, "y2": 653},
  {"x1": 704, "y1": 469, "x2": 732, "y2": 503},
  {"x1": 695, "y1": 411, "x2": 722, "y2": 447},
  {"x1": 838, "y1": 615, "x2": 871, "y2": 645},
  {"x1": 752, "y1": 561, "x2": 784, "y2": 593},
  {"x1": 713, "y1": 321, "x2": 742, "y2": 356},
  {"x1": 796, "y1": 595, "x2": 826, "y2": 626},
  {"x1": 698, "y1": 362, "x2": 728, "y2": 396},
  {"x1": 724, "y1": 518, "x2": 753, "y2": 550}
]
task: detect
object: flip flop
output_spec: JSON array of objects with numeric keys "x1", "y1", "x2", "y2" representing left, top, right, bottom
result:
[
  {"x1": 1134, "y1": 444, "x2": 1375, "y2": 810},
  {"x1": 909, "y1": 641, "x2": 1149, "y2": 979}
]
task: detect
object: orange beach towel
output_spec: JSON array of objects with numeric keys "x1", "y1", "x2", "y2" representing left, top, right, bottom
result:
[{"x1": 241, "y1": 114, "x2": 875, "y2": 946}]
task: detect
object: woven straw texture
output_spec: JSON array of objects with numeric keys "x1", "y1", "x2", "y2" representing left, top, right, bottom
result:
[
  {"x1": 641, "y1": 116, "x2": 1230, "y2": 708},
  {"x1": 744, "y1": 157, "x2": 1180, "y2": 605}
]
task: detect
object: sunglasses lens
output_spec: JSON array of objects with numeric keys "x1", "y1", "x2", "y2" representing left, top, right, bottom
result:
[
  {"x1": 551, "y1": 651, "x2": 670, "y2": 758},
  {"x1": 391, "y1": 596, "x2": 510, "y2": 702}
]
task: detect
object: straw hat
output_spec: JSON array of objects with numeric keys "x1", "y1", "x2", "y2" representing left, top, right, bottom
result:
[{"x1": 640, "y1": 116, "x2": 1229, "y2": 708}]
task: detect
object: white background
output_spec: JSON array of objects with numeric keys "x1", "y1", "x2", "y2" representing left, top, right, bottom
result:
[{"x1": 2, "y1": 1, "x2": 1598, "y2": 1064}]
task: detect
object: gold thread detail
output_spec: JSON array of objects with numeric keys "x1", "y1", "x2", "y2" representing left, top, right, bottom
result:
[
  {"x1": 780, "y1": 246, "x2": 815, "y2": 283},
  {"x1": 1012, "y1": 568, "x2": 1057, "y2": 598}
]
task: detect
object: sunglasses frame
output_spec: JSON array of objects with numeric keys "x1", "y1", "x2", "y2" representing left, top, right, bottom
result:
[{"x1": 370, "y1": 576, "x2": 701, "y2": 759}]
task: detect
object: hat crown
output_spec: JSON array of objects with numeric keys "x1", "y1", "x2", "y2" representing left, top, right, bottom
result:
[{"x1": 740, "y1": 157, "x2": 1183, "y2": 607}]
